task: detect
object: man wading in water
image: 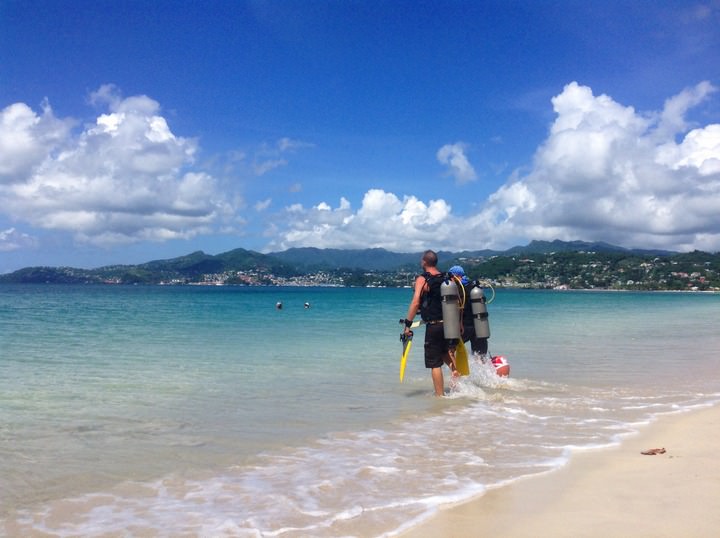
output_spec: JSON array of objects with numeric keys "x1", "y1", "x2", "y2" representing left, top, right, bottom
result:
[{"x1": 402, "y1": 250, "x2": 458, "y2": 396}]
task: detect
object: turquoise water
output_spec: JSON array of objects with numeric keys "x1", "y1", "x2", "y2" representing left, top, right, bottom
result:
[{"x1": 1, "y1": 285, "x2": 719, "y2": 536}]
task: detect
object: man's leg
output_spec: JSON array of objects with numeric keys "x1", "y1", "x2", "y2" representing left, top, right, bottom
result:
[{"x1": 431, "y1": 367, "x2": 444, "y2": 396}]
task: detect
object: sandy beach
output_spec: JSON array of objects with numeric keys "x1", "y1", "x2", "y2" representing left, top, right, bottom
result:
[{"x1": 402, "y1": 404, "x2": 720, "y2": 538}]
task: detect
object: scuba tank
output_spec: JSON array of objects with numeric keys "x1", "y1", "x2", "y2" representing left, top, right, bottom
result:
[
  {"x1": 470, "y1": 283, "x2": 490, "y2": 338},
  {"x1": 440, "y1": 278, "x2": 461, "y2": 340}
]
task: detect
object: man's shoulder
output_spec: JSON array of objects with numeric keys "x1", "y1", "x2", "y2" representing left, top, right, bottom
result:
[{"x1": 417, "y1": 271, "x2": 444, "y2": 286}]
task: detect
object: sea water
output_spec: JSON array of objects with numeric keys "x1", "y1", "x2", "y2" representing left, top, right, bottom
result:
[{"x1": 1, "y1": 284, "x2": 718, "y2": 536}]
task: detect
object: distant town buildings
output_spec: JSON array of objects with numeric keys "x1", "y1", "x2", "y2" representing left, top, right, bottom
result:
[{"x1": 3, "y1": 251, "x2": 718, "y2": 291}]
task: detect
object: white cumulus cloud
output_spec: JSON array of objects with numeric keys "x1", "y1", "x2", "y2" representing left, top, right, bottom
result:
[
  {"x1": 265, "y1": 189, "x2": 458, "y2": 252},
  {"x1": 266, "y1": 81, "x2": 720, "y2": 253},
  {"x1": 0, "y1": 101, "x2": 72, "y2": 182},
  {"x1": 0, "y1": 86, "x2": 231, "y2": 246},
  {"x1": 466, "y1": 80, "x2": 720, "y2": 252}
]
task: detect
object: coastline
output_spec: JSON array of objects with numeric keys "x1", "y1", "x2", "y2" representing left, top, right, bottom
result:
[{"x1": 401, "y1": 404, "x2": 720, "y2": 538}]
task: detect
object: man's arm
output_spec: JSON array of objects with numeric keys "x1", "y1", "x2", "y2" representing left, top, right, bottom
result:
[{"x1": 404, "y1": 275, "x2": 425, "y2": 332}]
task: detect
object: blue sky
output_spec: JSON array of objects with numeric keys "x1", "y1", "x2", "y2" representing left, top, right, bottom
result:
[{"x1": 1, "y1": 0, "x2": 719, "y2": 272}]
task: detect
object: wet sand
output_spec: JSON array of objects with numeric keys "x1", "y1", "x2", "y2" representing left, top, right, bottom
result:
[{"x1": 402, "y1": 404, "x2": 720, "y2": 538}]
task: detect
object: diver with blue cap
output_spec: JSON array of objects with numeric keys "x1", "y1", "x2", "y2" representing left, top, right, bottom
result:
[
  {"x1": 447, "y1": 265, "x2": 489, "y2": 357},
  {"x1": 447, "y1": 265, "x2": 510, "y2": 376}
]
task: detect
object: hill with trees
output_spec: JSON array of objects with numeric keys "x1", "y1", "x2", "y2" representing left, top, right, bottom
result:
[{"x1": 1, "y1": 241, "x2": 718, "y2": 290}]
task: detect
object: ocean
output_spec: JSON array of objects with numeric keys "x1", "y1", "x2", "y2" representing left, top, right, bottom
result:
[{"x1": 1, "y1": 284, "x2": 718, "y2": 537}]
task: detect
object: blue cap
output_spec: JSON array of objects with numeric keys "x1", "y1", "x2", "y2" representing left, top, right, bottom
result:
[{"x1": 448, "y1": 265, "x2": 469, "y2": 285}]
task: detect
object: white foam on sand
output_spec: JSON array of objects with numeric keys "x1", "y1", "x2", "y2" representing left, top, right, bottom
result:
[{"x1": 9, "y1": 380, "x2": 718, "y2": 537}]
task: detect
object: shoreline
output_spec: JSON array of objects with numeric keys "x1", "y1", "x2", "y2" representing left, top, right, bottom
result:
[{"x1": 401, "y1": 404, "x2": 720, "y2": 537}]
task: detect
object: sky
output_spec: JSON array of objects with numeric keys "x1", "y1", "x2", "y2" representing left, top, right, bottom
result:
[{"x1": 1, "y1": 0, "x2": 719, "y2": 272}]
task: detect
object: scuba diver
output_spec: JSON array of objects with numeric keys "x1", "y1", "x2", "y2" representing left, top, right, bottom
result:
[
  {"x1": 448, "y1": 265, "x2": 488, "y2": 356},
  {"x1": 402, "y1": 250, "x2": 459, "y2": 396},
  {"x1": 447, "y1": 265, "x2": 509, "y2": 377}
]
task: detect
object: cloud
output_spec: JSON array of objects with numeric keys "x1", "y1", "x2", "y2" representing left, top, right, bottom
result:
[
  {"x1": 436, "y1": 142, "x2": 477, "y2": 184},
  {"x1": 467, "y1": 80, "x2": 720, "y2": 251},
  {"x1": 5, "y1": 82, "x2": 717, "y2": 257},
  {"x1": 267, "y1": 81, "x2": 720, "y2": 253},
  {"x1": 0, "y1": 227, "x2": 36, "y2": 252},
  {"x1": 253, "y1": 137, "x2": 313, "y2": 176},
  {"x1": 277, "y1": 137, "x2": 313, "y2": 152},
  {"x1": 656, "y1": 124, "x2": 720, "y2": 175},
  {"x1": 0, "y1": 86, "x2": 230, "y2": 246},
  {"x1": 253, "y1": 158, "x2": 288, "y2": 176},
  {"x1": 265, "y1": 189, "x2": 457, "y2": 252},
  {"x1": 0, "y1": 101, "x2": 73, "y2": 182},
  {"x1": 655, "y1": 80, "x2": 715, "y2": 139}
]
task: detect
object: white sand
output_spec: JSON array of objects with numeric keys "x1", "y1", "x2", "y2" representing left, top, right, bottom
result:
[{"x1": 402, "y1": 404, "x2": 720, "y2": 538}]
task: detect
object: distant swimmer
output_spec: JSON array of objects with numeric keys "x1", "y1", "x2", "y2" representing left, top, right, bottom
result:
[
  {"x1": 276, "y1": 301, "x2": 283, "y2": 310},
  {"x1": 304, "y1": 302, "x2": 311, "y2": 309}
]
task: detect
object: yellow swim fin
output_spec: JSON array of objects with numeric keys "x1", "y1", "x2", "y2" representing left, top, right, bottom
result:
[
  {"x1": 455, "y1": 340, "x2": 470, "y2": 376},
  {"x1": 400, "y1": 333, "x2": 413, "y2": 382}
]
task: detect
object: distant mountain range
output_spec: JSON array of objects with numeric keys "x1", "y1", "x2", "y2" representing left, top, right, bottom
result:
[
  {"x1": 499, "y1": 239, "x2": 675, "y2": 257},
  {"x1": 0, "y1": 248, "x2": 296, "y2": 284},
  {"x1": 268, "y1": 240, "x2": 676, "y2": 271},
  {"x1": 0, "y1": 240, "x2": 682, "y2": 284}
]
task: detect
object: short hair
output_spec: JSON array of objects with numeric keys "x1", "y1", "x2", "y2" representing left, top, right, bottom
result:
[{"x1": 422, "y1": 250, "x2": 438, "y2": 267}]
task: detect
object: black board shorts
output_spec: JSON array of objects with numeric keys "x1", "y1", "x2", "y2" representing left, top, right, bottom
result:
[{"x1": 424, "y1": 323, "x2": 449, "y2": 368}]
